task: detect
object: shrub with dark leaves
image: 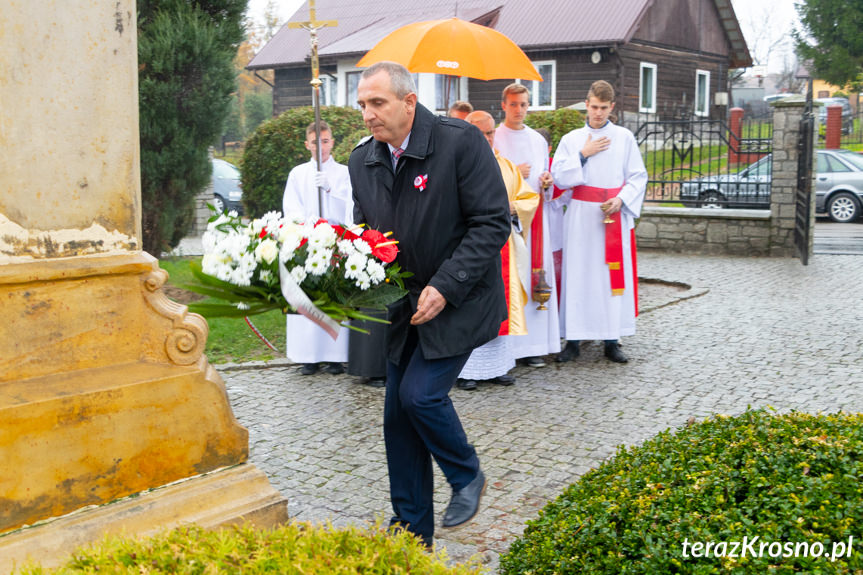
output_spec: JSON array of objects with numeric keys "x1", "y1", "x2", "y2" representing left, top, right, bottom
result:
[{"x1": 501, "y1": 409, "x2": 863, "y2": 574}]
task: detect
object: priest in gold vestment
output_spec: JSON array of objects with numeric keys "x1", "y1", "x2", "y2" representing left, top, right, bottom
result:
[{"x1": 456, "y1": 111, "x2": 539, "y2": 390}]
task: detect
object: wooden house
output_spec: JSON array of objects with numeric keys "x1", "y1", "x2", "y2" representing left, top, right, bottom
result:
[{"x1": 247, "y1": 0, "x2": 751, "y2": 130}]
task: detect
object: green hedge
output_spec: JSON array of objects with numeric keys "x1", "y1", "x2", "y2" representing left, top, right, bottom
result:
[
  {"x1": 21, "y1": 521, "x2": 483, "y2": 574},
  {"x1": 240, "y1": 106, "x2": 366, "y2": 218},
  {"x1": 524, "y1": 108, "x2": 585, "y2": 152},
  {"x1": 333, "y1": 126, "x2": 373, "y2": 165},
  {"x1": 501, "y1": 409, "x2": 863, "y2": 574}
]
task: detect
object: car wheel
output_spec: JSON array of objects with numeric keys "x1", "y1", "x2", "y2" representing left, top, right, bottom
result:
[
  {"x1": 827, "y1": 192, "x2": 861, "y2": 223},
  {"x1": 699, "y1": 190, "x2": 725, "y2": 209},
  {"x1": 212, "y1": 195, "x2": 226, "y2": 213}
]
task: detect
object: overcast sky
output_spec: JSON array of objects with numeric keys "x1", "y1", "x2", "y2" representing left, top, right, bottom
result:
[{"x1": 246, "y1": 0, "x2": 802, "y2": 74}]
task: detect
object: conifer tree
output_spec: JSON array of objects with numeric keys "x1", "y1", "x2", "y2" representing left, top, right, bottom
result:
[
  {"x1": 794, "y1": 0, "x2": 863, "y2": 89},
  {"x1": 137, "y1": 0, "x2": 246, "y2": 255}
]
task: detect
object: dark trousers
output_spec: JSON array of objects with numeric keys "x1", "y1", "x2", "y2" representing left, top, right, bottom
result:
[{"x1": 384, "y1": 326, "x2": 478, "y2": 541}]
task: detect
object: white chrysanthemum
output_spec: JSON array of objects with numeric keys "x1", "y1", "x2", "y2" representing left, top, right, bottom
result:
[
  {"x1": 218, "y1": 230, "x2": 251, "y2": 261},
  {"x1": 250, "y1": 218, "x2": 266, "y2": 238},
  {"x1": 202, "y1": 252, "x2": 229, "y2": 276},
  {"x1": 254, "y1": 238, "x2": 279, "y2": 264},
  {"x1": 202, "y1": 215, "x2": 232, "y2": 253},
  {"x1": 309, "y1": 222, "x2": 337, "y2": 248},
  {"x1": 227, "y1": 210, "x2": 239, "y2": 218},
  {"x1": 226, "y1": 251, "x2": 256, "y2": 286},
  {"x1": 344, "y1": 253, "x2": 367, "y2": 280},
  {"x1": 366, "y1": 259, "x2": 386, "y2": 284},
  {"x1": 355, "y1": 271, "x2": 371, "y2": 290},
  {"x1": 259, "y1": 210, "x2": 283, "y2": 234},
  {"x1": 236, "y1": 302, "x2": 250, "y2": 311},
  {"x1": 304, "y1": 248, "x2": 332, "y2": 276},
  {"x1": 336, "y1": 239, "x2": 356, "y2": 256},
  {"x1": 352, "y1": 238, "x2": 372, "y2": 256},
  {"x1": 289, "y1": 265, "x2": 307, "y2": 285},
  {"x1": 258, "y1": 269, "x2": 272, "y2": 282},
  {"x1": 279, "y1": 231, "x2": 303, "y2": 262},
  {"x1": 202, "y1": 232, "x2": 219, "y2": 254},
  {"x1": 230, "y1": 267, "x2": 253, "y2": 287}
]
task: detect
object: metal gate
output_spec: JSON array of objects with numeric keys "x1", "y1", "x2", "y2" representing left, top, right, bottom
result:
[
  {"x1": 633, "y1": 115, "x2": 773, "y2": 208},
  {"x1": 795, "y1": 96, "x2": 815, "y2": 265}
]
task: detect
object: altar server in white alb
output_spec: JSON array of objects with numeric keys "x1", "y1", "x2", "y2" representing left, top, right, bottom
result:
[
  {"x1": 283, "y1": 121, "x2": 353, "y2": 375},
  {"x1": 494, "y1": 83, "x2": 560, "y2": 368},
  {"x1": 551, "y1": 80, "x2": 647, "y2": 364}
]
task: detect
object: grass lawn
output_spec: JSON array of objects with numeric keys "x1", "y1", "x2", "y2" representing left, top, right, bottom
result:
[
  {"x1": 213, "y1": 149, "x2": 243, "y2": 167},
  {"x1": 159, "y1": 256, "x2": 286, "y2": 364}
]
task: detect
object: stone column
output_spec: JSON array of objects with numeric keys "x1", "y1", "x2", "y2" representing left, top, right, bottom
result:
[
  {"x1": 768, "y1": 99, "x2": 813, "y2": 258},
  {"x1": 0, "y1": 2, "x2": 286, "y2": 570}
]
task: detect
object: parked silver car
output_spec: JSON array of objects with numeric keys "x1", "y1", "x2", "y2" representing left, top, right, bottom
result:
[
  {"x1": 815, "y1": 149, "x2": 863, "y2": 223},
  {"x1": 680, "y1": 154, "x2": 772, "y2": 209},
  {"x1": 211, "y1": 158, "x2": 244, "y2": 215},
  {"x1": 681, "y1": 149, "x2": 863, "y2": 222}
]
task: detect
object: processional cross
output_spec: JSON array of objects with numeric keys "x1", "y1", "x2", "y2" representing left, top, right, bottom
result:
[{"x1": 288, "y1": 0, "x2": 337, "y2": 213}]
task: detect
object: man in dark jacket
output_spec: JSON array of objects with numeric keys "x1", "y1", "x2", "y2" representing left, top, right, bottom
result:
[{"x1": 349, "y1": 61, "x2": 510, "y2": 548}]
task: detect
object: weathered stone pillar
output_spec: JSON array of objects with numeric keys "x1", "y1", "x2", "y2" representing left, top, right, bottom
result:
[
  {"x1": 0, "y1": 2, "x2": 286, "y2": 571},
  {"x1": 768, "y1": 99, "x2": 815, "y2": 258}
]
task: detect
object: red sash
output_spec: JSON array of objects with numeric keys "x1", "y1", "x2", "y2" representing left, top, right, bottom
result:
[
  {"x1": 499, "y1": 241, "x2": 511, "y2": 335},
  {"x1": 530, "y1": 192, "x2": 544, "y2": 285},
  {"x1": 571, "y1": 185, "x2": 637, "y2": 308}
]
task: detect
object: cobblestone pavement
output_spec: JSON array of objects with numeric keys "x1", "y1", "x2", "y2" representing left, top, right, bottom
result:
[{"x1": 219, "y1": 251, "x2": 863, "y2": 571}]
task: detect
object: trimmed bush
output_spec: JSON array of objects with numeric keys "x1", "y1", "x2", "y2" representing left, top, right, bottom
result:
[
  {"x1": 333, "y1": 126, "x2": 373, "y2": 166},
  {"x1": 240, "y1": 106, "x2": 366, "y2": 218},
  {"x1": 21, "y1": 521, "x2": 483, "y2": 574},
  {"x1": 524, "y1": 108, "x2": 585, "y2": 152},
  {"x1": 501, "y1": 409, "x2": 863, "y2": 574}
]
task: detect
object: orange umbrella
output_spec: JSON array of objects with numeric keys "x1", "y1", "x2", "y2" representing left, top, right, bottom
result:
[{"x1": 357, "y1": 18, "x2": 542, "y2": 82}]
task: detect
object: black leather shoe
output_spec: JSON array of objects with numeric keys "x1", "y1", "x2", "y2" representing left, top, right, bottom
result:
[
  {"x1": 418, "y1": 534, "x2": 433, "y2": 551},
  {"x1": 441, "y1": 470, "x2": 486, "y2": 528},
  {"x1": 456, "y1": 378, "x2": 477, "y2": 390},
  {"x1": 325, "y1": 362, "x2": 344, "y2": 375},
  {"x1": 491, "y1": 374, "x2": 515, "y2": 386},
  {"x1": 524, "y1": 356, "x2": 546, "y2": 367},
  {"x1": 300, "y1": 363, "x2": 319, "y2": 375},
  {"x1": 556, "y1": 340, "x2": 580, "y2": 363},
  {"x1": 389, "y1": 520, "x2": 432, "y2": 551},
  {"x1": 604, "y1": 341, "x2": 629, "y2": 363},
  {"x1": 358, "y1": 377, "x2": 385, "y2": 388}
]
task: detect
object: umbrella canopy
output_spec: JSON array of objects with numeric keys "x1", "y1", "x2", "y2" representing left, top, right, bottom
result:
[{"x1": 357, "y1": 18, "x2": 542, "y2": 82}]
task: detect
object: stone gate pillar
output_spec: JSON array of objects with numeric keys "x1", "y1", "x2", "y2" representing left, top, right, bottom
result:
[
  {"x1": 768, "y1": 99, "x2": 815, "y2": 258},
  {"x1": 0, "y1": 2, "x2": 286, "y2": 571}
]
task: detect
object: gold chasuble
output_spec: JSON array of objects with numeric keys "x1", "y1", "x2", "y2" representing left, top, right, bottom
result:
[{"x1": 495, "y1": 151, "x2": 539, "y2": 336}]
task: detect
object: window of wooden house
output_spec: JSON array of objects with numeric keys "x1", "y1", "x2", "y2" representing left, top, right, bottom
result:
[
  {"x1": 695, "y1": 70, "x2": 710, "y2": 117},
  {"x1": 346, "y1": 71, "x2": 362, "y2": 109},
  {"x1": 517, "y1": 61, "x2": 555, "y2": 110},
  {"x1": 435, "y1": 74, "x2": 460, "y2": 112},
  {"x1": 639, "y1": 62, "x2": 657, "y2": 114},
  {"x1": 320, "y1": 75, "x2": 338, "y2": 106}
]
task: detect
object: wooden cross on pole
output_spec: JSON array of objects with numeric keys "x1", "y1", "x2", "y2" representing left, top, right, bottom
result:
[{"x1": 288, "y1": 0, "x2": 337, "y2": 215}]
